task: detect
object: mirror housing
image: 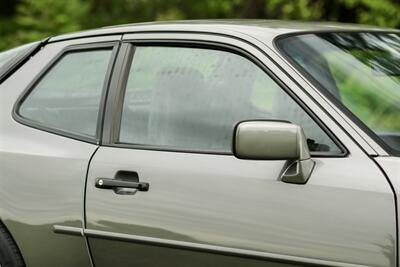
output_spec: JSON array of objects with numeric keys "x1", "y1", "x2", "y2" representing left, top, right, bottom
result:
[{"x1": 233, "y1": 121, "x2": 315, "y2": 184}]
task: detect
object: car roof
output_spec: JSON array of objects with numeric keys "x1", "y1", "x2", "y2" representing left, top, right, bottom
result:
[{"x1": 50, "y1": 19, "x2": 399, "y2": 42}]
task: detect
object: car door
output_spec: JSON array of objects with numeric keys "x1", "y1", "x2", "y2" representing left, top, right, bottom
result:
[{"x1": 84, "y1": 33, "x2": 396, "y2": 267}]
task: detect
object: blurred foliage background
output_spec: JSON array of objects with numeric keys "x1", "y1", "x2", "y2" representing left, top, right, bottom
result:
[{"x1": 1, "y1": 0, "x2": 400, "y2": 51}]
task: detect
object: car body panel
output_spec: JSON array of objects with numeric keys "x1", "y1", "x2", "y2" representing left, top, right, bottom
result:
[
  {"x1": 0, "y1": 35, "x2": 121, "y2": 266},
  {"x1": 86, "y1": 147, "x2": 395, "y2": 266},
  {"x1": 375, "y1": 156, "x2": 400, "y2": 263},
  {"x1": 83, "y1": 32, "x2": 396, "y2": 266}
]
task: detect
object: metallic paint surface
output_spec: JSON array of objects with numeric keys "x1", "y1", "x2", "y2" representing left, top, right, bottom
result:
[
  {"x1": 0, "y1": 36, "x2": 120, "y2": 267},
  {"x1": 88, "y1": 31, "x2": 395, "y2": 266},
  {"x1": 79, "y1": 228, "x2": 367, "y2": 267},
  {"x1": 235, "y1": 121, "x2": 300, "y2": 160},
  {"x1": 375, "y1": 156, "x2": 400, "y2": 265},
  {"x1": 0, "y1": 22, "x2": 397, "y2": 267},
  {"x1": 86, "y1": 147, "x2": 395, "y2": 266}
]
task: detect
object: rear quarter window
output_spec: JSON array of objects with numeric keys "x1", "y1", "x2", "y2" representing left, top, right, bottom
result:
[{"x1": 17, "y1": 48, "x2": 114, "y2": 139}]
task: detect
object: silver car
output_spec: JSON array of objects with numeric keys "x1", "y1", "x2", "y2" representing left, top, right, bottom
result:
[{"x1": 0, "y1": 20, "x2": 399, "y2": 267}]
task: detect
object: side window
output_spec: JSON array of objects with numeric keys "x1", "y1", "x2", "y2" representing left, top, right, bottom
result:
[
  {"x1": 119, "y1": 46, "x2": 342, "y2": 154},
  {"x1": 19, "y1": 49, "x2": 113, "y2": 138}
]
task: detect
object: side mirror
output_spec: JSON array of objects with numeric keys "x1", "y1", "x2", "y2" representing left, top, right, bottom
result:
[{"x1": 233, "y1": 121, "x2": 315, "y2": 184}]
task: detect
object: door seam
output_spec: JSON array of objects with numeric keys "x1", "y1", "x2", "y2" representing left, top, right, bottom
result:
[
  {"x1": 372, "y1": 157, "x2": 399, "y2": 267},
  {"x1": 83, "y1": 145, "x2": 100, "y2": 267}
]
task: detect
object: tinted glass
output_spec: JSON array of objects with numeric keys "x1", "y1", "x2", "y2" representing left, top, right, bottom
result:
[
  {"x1": 278, "y1": 33, "x2": 400, "y2": 154},
  {"x1": 120, "y1": 46, "x2": 341, "y2": 153},
  {"x1": 19, "y1": 49, "x2": 113, "y2": 137}
]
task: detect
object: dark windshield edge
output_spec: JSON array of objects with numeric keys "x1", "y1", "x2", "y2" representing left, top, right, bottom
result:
[
  {"x1": 273, "y1": 30, "x2": 400, "y2": 157},
  {"x1": 0, "y1": 38, "x2": 50, "y2": 84}
]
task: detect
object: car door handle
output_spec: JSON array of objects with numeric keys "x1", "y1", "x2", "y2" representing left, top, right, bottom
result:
[{"x1": 95, "y1": 178, "x2": 150, "y2": 192}]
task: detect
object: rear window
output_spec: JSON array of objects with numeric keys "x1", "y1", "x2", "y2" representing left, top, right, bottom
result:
[{"x1": 0, "y1": 42, "x2": 39, "y2": 79}]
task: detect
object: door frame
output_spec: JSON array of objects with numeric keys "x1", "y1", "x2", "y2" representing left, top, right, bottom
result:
[{"x1": 101, "y1": 31, "x2": 354, "y2": 158}]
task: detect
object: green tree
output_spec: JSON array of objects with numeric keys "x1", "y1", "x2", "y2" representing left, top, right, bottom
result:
[
  {"x1": 2, "y1": 0, "x2": 400, "y2": 51},
  {"x1": 14, "y1": 0, "x2": 88, "y2": 44},
  {"x1": 265, "y1": 0, "x2": 400, "y2": 26}
]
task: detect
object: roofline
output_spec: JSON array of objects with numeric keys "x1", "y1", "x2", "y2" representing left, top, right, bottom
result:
[{"x1": 48, "y1": 20, "x2": 400, "y2": 43}]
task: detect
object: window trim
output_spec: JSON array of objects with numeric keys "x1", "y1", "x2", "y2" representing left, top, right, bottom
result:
[
  {"x1": 12, "y1": 41, "x2": 120, "y2": 144},
  {"x1": 273, "y1": 31, "x2": 400, "y2": 157},
  {"x1": 103, "y1": 39, "x2": 347, "y2": 157}
]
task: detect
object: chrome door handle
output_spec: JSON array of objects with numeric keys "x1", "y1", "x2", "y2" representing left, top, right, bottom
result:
[{"x1": 95, "y1": 178, "x2": 150, "y2": 192}]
